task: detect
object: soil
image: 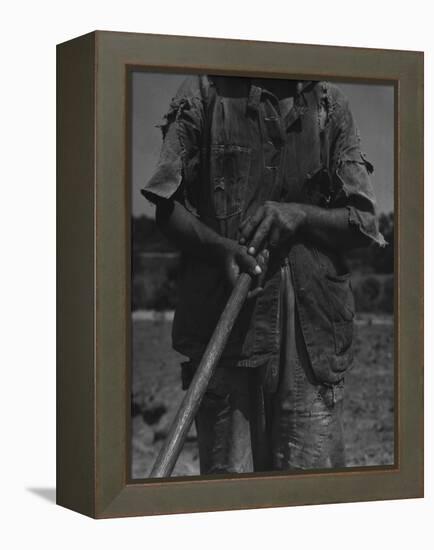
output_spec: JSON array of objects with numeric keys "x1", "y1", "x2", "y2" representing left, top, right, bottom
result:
[{"x1": 131, "y1": 315, "x2": 394, "y2": 479}]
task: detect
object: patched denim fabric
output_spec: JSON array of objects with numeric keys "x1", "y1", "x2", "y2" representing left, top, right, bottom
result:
[
  {"x1": 143, "y1": 75, "x2": 384, "y2": 384},
  {"x1": 272, "y1": 262, "x2": 346, "y2": 469},
  {"x1": 182, "y1": 264, "x2": 345, "y2": 473}
]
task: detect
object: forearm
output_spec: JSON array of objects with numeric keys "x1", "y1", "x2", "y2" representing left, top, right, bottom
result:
[
  {"x1": 301, "y1": 205, "x2": 370, "y2": 251},
  {"x1": 240, "y1": 200, "x2": 371, "y2": 255},
  {"x1": 156, "y1": 199, "x2": 263, "y2": 289},
  {"x1": 155, "y1": 200, "x2": 227, "y2": 262}
]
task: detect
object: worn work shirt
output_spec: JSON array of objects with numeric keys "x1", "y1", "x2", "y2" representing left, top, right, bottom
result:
[{"x1": 142, "y1": 76, "x2": 385, "y2": 385}]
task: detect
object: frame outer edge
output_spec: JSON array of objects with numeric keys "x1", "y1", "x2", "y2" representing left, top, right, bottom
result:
[
  {"x1": 84, "y1": 32, "x2": 424, "y2": 518},
  {"x1": 398, "y1": 50, "x2": 424, "y2": 498},
  {"x1": 56, "y1": 31, "x2": 97, "y2": 518}
]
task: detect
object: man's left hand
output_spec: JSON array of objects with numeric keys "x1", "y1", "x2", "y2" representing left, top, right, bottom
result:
[{"x1": 239, "y1": 201, "x2": 307, "y2": 255}]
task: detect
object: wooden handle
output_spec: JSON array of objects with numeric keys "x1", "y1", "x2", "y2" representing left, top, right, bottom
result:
[{"x1": 150, "y1": 272, "x2": 252, "y2": 478}]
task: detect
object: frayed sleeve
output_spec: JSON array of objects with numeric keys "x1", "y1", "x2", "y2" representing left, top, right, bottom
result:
[
  {"x1": 329, "y1": 89, "x2": 386, "y2": 247},
  {"x1": 141, "y1": 76, "x2": 205, "y2": 215}
]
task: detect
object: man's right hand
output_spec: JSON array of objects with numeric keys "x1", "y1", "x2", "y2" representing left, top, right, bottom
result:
[
  {"x1": 217, "y1": 240, "x2": 269, "y2": 299},
  {"x1": 154, "y1": 200, "x2": 269, "y2": 298}
]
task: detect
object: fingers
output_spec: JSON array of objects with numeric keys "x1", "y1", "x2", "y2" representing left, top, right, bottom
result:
[
  {"x1": 256, "y1": 253, "x2": 268, "y2": 289},
  {"x1": 256, "y1": 249, "x2": 269, "y2": 285},
  {"x1": 239, "y1": 215, "x2": 251, "y2": 232},
  {"x1": 268, "y1": 225, "x2": 281, "y2": 249},
  {"x1": 225, "y1": 243, "x2": 268, "y2": 299},
  {"x1": 247, "y1": 248, "x2": 269, "y2": 300},
  {"x1": 239, "y1": 206, "x2": 265, "y2": 244},
  {"x1": 247, "y1": 287, "x2": 264, "y2": 300},
  {"x1": 238, "y1": 248, "x2": 262, "y2": 278},
  {"x1": 246, "y1": 217, "x2": 273, "y2": 255}
]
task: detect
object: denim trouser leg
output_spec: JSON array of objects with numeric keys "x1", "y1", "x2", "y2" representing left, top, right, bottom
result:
[
  {"x1": 195, "y1": 386, "x2": 254, "y2": 474},
  {"x1": 271, "y1": 263, "x2": 346, "y2": 470},
  {"x1": 188, "y1": 264, "x2": 346, "y2": 474}
]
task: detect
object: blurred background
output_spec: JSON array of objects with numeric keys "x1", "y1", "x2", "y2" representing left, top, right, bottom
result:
[{"x1": 130, "y1": 73, "x2": 395, "y2": 479}]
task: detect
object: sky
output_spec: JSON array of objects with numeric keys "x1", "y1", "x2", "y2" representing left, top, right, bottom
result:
[{"x1": 131, "y1": 72, "x2": 394, "y2": 218}]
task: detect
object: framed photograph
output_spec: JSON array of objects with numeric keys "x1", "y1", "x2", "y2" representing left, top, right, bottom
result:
[{"x1": 57, "y1": 31, "x2": 423, "y2": 518}]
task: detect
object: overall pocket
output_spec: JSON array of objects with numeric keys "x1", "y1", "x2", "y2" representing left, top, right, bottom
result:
[
  {"x1": 211, "y1": 144, "x2": 251, "y2": 219},
  {"x1": 324, "y1": 272, "x2": 355, "y2": 355}
]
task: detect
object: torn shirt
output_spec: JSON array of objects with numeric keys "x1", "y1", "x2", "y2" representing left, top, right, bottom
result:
[{"x1": 142, "y1": 76, "x2": 385, "y2": 384}]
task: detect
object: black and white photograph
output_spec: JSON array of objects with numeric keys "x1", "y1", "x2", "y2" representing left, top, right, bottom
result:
[
  {"x1": 4, "y1": 0, "x2": 429, "y2": 537},
  {"x1": 130, "y1": 71, "x2": 395, "y2": 480}
]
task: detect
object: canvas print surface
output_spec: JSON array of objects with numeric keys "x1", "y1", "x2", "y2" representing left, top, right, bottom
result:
[{"x1": 129, "y1": 72, "x2": 394, "y2": 479}]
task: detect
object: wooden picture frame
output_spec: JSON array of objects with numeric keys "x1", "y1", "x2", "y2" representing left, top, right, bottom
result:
[{"x1": 57, "y1": 31, "x2": 423, "y2": 518}]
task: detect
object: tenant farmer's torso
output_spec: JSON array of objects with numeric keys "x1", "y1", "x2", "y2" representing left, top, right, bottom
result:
[
  {"x1": 169, "y1": 76, "x2": 358, "y2": 384},
  {"x1": 197, "y1": 77, "x2": 325, "y2": 240}
]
